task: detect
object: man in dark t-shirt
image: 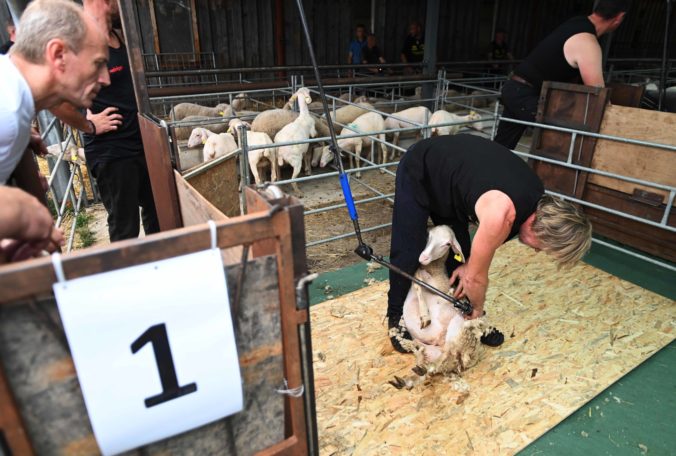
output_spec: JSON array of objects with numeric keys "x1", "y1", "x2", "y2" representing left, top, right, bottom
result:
[
  {"x1": 387, "y1": 135, "x2": 592, "y2": 353},
  {"x1": 487, "y1": 29, "x2": 513, "y2": 74},
  {"x1": 53, "y1": 0, "x2": 159, "y2": 242},
  {"x1": 494, "y1": 0, "x2": 629, "y2": 150},
  {"x1": 400, "y1": 21, "x2": 424, "y2": 72},
  {"x1": 362, "y1": 34, "x2": 387, "y2": 75}
]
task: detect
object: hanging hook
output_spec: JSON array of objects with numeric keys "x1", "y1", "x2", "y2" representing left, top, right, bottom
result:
[
  {"x1": 51, "y1": 252, "x2": 66, "y2": 284},
  {"x1": 207, "y1": 220, "x2": 218, "y2": 250}
]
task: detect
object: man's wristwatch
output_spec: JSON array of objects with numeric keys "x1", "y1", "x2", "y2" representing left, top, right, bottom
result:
[{"x1": 87, "y1": 120, "x2": 97, "y2": 136}]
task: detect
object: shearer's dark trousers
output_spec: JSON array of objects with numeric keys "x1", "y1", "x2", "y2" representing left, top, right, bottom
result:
[
  {"x1": 386, "y1": 150, "x2": 472, "y2": 320},
  {"x1": 92, "y1": 155, "x2": 160, "y2": 242},
  {"x1": 493, "y1": 79, "x2": 540, "y2": 150}
]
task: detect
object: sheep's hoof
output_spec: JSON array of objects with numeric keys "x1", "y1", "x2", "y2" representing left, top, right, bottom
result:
[
  {"x1": 388, "y1": 376, "x2": 409, "y2": 390},
  {"x1": 412, "y1": 365, "x2": 427, "y2": 377},
  {"x1": 420, "y1": 317, "x2": 431, "y2": 329},
  {"x1": 355, "y1": 172, "x2": 362, "y2": 178}
]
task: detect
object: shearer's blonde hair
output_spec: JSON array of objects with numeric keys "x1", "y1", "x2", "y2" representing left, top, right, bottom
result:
[
  {"x1": 532, "y1": 195, "x2": 592, "y2": 267},
  {"x1": 11, "y1": 0, "x2": 87, "y2": 64}
]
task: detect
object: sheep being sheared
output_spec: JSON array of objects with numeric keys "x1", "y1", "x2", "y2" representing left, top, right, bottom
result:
[{"x1": 389, "y1": 225, "x2": 490, "y2": 390}]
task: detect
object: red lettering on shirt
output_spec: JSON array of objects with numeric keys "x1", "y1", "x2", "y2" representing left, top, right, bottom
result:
[{"x1": 109, "y1": 65, "x2": 124, "y2": 74}]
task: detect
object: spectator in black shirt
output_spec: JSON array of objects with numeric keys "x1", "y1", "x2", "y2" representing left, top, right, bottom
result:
[
  {"x1": 0, "y1": 18, "x2": 15, "y2": 54},
  {"x1": 400, "y1": 21, "x2": 424, "y2": 73},
  {"x1": 362, "y1": 34, "x2": 388, "y2": 75},
  {"x1": 488, "y1": 29, "x2": 513, "y2": 62}
]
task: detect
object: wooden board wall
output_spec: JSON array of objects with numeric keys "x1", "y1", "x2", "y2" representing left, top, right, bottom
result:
[
  {"x1": 0, "y1": 257, "x2": 286, "y2": 455},
  {"x1": 588, "y1": 105, "x2": 676, "y2": 204},
  {"x1": 185, "y1": 158, "x2": 240, "y2": 218},
  {"x1": 311, "y1": 240, "x2": 675, "y2": 455}
]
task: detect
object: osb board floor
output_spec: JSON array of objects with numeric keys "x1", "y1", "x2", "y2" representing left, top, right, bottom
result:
[{"x1": 311, "y1": 240, "x2": 675, "y2": 455}]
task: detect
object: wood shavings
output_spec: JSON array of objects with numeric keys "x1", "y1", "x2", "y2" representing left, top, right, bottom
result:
[
  {"x1": 581, "y1": 431, "x2": 589, "y2": 438},
  {"x1": 311, "y1": 240, "x2": 675, "y2": 455},
  {"x1": 638, "y1": 443, "x2": 648, "y2": 454},
  {"x1": 366, "y1": 262, "x2": 383, "y2": 274}
]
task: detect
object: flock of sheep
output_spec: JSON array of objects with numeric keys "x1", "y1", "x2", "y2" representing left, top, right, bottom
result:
[{"x1": 169, "y1": 87, "x2": 490, "y2": 193}]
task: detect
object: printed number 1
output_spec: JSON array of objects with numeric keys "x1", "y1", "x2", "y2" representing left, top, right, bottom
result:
[{"x1": 131, "y1": 323, "x2": 197, "y2": 408}]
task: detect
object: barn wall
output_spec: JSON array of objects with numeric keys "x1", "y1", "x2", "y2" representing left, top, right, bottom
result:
[
  {"x1": 0, "y1": 0, "x2": 12, "y2": 44},
  {"x1": 134, "y1": 0, "x2": 674, "y2": 69}
]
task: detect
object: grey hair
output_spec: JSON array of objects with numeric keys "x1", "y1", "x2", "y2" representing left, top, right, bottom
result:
[{"x1": 11, "y1": 0, "x2": 88, "y2": 64}]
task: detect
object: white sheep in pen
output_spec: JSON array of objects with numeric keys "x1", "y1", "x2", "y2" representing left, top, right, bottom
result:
[
  {"x1": 384, "y1": 106, "x2": 431, "y2": 148},
  {"x1": 274, "y1": 87, "x2": 317, "y2": 193},
  {"x1": 170, "y1": 102, "x2": 234, "y2": 121},
  {"x1": 186, "y1": 127, "x2": 238, "y2": 163},
  {"x1": 228, "y1": 119, "x2": 278, "y2": 185},
  {"x1": 316, "y1": 111, "x2": 388, "y2": 178},
  {"x1": 328, "y1": 96, "x2": 373, "y2": 126},
  {"x1": 429, "y1": 110, "x2": 484, "y2": 136},
  {"x1": 389, "y1": 225, "x2": 489, "y2": 390},
  {"x1": 174, "y1": 116, "x2": 228, "y2": 141}
]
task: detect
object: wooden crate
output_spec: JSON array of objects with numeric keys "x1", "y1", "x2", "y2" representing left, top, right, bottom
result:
[
  {"x1": 530, "y1": 82, "x2": 676, "y2": 262},
  {"x1": 0, "y1": 188, "x2": 317, "y2": 455}
]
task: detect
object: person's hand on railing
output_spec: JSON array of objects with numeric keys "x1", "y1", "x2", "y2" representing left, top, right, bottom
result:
[
  {"x1": 86, "y1": 107, "x2": 123, "y2": 135},
  {"x1": 0, "y1": 187, "x2": 65, "y2": 264}
]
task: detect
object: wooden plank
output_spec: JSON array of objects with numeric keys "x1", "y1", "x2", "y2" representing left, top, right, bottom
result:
[
  {"x1": 0, "y1": 212, "x2": 276, "y2": 304},
  {"x1": 608, "y1": 83, "x2": 645, "y2": 108},
  {"x1": 138, "y1": 115, "x2": 183, "y2": 230},
  {"x1": 588, "y1": 104, "x2": 676, "y2": 203},
  {"x1": 175, "y1": 170, "x2": 244, "y2": 265},
  {"x1": 0, "y1": 364, "x2": 34, "y2": 456},
  {"x1": 584, "y1": 184, "x2": 676, "y2": 262},
  {"x1": 184, "y1": 156, "x2": 240, "y2": 218},
  {"x1": 245, "y1": 187, "x2": 309, "y2": 281},
  {"x1": 531, "y1": 81, "x2": 610, "y2": 199},
  {"x1": 119, "y1": 0, "x2": 152, "y2": 114},
  {"x1": 0, "y1": 256, "x2": 286, "y2": 455},
  {"x1": 312, "y1": 240, "x2": 676, "y2": 455}
]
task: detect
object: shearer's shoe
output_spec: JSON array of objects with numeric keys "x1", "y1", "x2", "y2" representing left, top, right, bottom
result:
[
  {"x1": 480, "y1": 327, "x2": 505, "y2": 347},
  {"x1": 388, "y1": 315, "x2": 413, "y2": 353}
]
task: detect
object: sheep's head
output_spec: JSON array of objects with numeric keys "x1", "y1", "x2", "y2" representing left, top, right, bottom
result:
[
  {"x1": 419, "y1": 225, "x2": 464, "y2": 265},
  {"x1": 227, "y1": 118, "x2": 250, "y2": 135},
  {"x1": 187, "y1": 128, "x2": 209, "y2": 148},
  {"x1": 294, "y1": 87, "x2": 313, "y2": 105},
  {"x1": 468, "y1": 111, "x2": 481, "y2": 121},
  {"x1": 319, "y1": 145, "x2": 334, "y2": 168}
]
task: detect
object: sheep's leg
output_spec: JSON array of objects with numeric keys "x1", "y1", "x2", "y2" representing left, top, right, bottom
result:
[
  {"x1": 415, "y1": 270, "x2": 432, "y2": 329},
  {"x1": 250, "y1": 162, "x2": 262, "y2": 185},
  {"x1": 269, "y1": 149, "x2": 279, "y2": 182},
  {"x1": 355, "y1": 143, "x2": 363, "y2": 178},
  {"x1": 290, "y1": 161, "x2": 303, "y2": 195},
  {"x1": 378, "y1": 134, "x2": 388, "y2": 174},
  {"x1": 304, "y1": 149, "x2": 312, "y2": 176}
]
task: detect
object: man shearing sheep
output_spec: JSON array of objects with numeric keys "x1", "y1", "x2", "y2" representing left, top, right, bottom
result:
[
  {"x1": 494, "y1": 0, "x2": 630, "y2": 150},
  {"x1": 387, "y1": 134, "x2": 592, "y2": 353}
]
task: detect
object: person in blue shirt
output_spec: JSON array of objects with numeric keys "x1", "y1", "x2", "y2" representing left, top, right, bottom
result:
[{"x1": 347, "y1": 24, "x2": 367, "y2": 69}]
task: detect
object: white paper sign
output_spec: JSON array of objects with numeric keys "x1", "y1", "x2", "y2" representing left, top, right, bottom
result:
[{"x1": 53, "y1": 248, "x2": 243, "y2": 456}]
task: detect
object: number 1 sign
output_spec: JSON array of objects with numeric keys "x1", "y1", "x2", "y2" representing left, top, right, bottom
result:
[{"x1": 53, "y1": 248, "x2": 243, "y2": 456}]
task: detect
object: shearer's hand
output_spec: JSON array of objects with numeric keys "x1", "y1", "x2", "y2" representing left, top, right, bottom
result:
[
  {"x1": 450, "y1": 264, "x2": 487, "y2": 320},
  {"x1": 87, "y1": 107, "x2": 123, "y2": 135}
]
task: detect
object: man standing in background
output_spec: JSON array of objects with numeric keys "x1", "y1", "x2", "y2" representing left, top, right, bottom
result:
[
  {"x1": 400, "y1": 21, "x2": 424, "y2": 73},
  {"x1": 348, "y1": 24, "x2": 367, "y2": 74},
  {"x1": 53, "y1": 0, "x2": 160, "y2": 242},
  {"x1": 0, "y1": 17, "x2": 15, "y2": 54},
  {"x1": 493, "y1": 0, "x2": 629, "y2": 150}
]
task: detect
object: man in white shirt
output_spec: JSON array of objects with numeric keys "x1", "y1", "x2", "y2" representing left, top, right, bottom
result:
[
  {"x1": 0, "y1": 0, "x2": 110, "y2": 184},
  {"x1": 0, "y1": 0, "x2": 109, "y2": 261}
]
